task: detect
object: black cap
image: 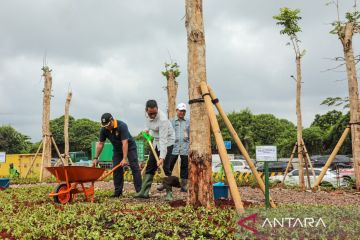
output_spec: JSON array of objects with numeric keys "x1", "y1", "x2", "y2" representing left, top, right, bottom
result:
[{"x1": 101, "y1": 113, "x2": 113, "y2": 127}]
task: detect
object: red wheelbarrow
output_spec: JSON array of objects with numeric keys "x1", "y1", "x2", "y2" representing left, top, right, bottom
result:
[
  {"x1": 46, "y1": 166, "x2": 105, "y2": 204},
  {"x1": 46, "y1": 162, "x2": 126, "y2": 204}
]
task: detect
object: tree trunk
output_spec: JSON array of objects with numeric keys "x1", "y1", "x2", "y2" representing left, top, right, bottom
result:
[
  {"x1": 340, "y1": 22, "x2": 360, "y2": 191},
  {"x1": 166, "y1": 71, "x2": 178, "y2": 119},
  {"x1": 295, "y1": 56, "x2": 305, "y2": 190},
  {"x1": 185, "y1": 0, "x2": 213, "y2": 208},
  {"x1": 40, "y1": 66, "x2": 52, "y2": 181},
  {"x1": 64, "y1": 91, "x2": 72, "y2": 165}
]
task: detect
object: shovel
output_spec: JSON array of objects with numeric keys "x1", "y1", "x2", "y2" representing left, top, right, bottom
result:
[{"x1": 142, "y1": 131, "x2": 180, "y2": 188}]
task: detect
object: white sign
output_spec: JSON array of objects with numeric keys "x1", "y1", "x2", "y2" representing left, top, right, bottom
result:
[
  {"x1": 0, "y1": 152, "x2": 5, "y2": 163},
  {"x1": 256, "y1": 146, "x2": 277, "y2": 162}
]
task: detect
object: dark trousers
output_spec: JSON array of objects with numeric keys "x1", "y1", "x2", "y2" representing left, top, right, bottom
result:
[
  {"x1": 145, "y1": 145, "x2": 174, "y2": 176},
  {"x1": 113, "y1": 149, "x2": 142, "y2": 194},
  {"x1": 169, "y1": 155, "x2": 189, "y2": 179}
]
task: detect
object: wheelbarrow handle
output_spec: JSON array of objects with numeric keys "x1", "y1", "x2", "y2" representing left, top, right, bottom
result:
[{"x1": 98, "y1": 162, "x2": 123, "y2": 181}]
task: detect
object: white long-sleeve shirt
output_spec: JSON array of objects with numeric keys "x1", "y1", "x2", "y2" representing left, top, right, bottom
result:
[{"x1": 145, "y1": 109, "x2": 175, "y2": 159}]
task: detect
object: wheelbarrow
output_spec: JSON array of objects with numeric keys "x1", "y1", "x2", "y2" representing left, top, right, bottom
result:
[
  {"x1": 46, "y1": 164, "x2": 124, "y2": 204},
  {"x1": 0, "y1": 178, "x2": 10, "y2": 190}
]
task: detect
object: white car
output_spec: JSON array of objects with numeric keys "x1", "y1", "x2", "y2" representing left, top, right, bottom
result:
[
  {"x1": 212, "y1": 160, "x2": 251, "y2": 173},
  {"x1": 269, "y1": 168, "x2": 346, "y2": 188}
]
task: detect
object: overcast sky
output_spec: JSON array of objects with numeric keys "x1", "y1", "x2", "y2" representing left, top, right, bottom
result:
[{"x1": 0, "y1": 0, "x2": 358, "y2": 142}]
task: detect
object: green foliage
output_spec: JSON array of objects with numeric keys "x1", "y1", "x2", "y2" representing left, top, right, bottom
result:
[
  {"x1": 321, "y1": 97, "x2": 349, "y2": 109},
  {"x1": 311, "y1": 110, "x2": 343, "y2": 131},
  {"x1": 161, "y1": 62, "x2": 181, "y2": 78},
  {"x1": 50, "y1": 116, "x2": 99, "y2": 157},
  {"x1": 273, "y1": 7, "x2": 302, "y2": 36},
  {"x1": 303, "y1": 127, "x2": 325, "y2": 155},
  {"x1": 325, "y1": 112, "x2": 351, "y2": 155},
  {"x1": 0, "y1": 125, "x2": 31, "y2": 153},
  {"x1": 1, "y1": 186, "x2": 360, "y2": 239},
  {"x1": 216, "y1": 109, "x2": 296, "y2": 157}
]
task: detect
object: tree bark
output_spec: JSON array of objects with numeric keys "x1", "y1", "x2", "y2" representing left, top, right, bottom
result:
[
  {"x1": 339, "y1": 22, "x2": 360, "y2": 191},
  {"x1": 185, "y1": 0, "x2": 213, "y2": 208},
  {"x1": 295, "y1": 56, "x2": 305, "y2": 190},
  {"x1": 40, "y1": 66, "x2": 52, "y2": 181},
  {"x1": 64, "y1": 91, "x2": 72, "y2": 165},
  {"x1": 166, "y1": 71, "x2": 178, "y2": 119}
]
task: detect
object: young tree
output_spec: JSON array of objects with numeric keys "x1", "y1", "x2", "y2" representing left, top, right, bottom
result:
[
  {"x1": 274, "y1": 8, "x2": 306, "y2": 190},
  {"x1": 185, "y1": 0, "x2": 213, "y2": 207},
  {"x1": 162, "y1": 62, "x2": 180, "y2": 119},
  {"x1": 64, "y1": 90, "x2": 72, "y2": 165},
  {"x1": 329, "y1": 1, "x2": 360, "y2": 189}
]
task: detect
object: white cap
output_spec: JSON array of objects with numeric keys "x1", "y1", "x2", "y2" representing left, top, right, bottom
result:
[{"x1": 176, "y1": 103, "x2": 187, "y2": 111}]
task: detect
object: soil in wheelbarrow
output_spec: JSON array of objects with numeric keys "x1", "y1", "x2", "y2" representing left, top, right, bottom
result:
[{"x1": 169, "y1": 199, "x2": 259, "y2": 208}]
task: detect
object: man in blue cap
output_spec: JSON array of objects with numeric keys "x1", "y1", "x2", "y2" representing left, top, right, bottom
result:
[{"x1": 93, "y1": 113, "x2": 142, "y2": 197}]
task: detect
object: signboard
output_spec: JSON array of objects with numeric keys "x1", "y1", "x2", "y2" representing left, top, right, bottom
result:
[
  {"x1": 135, "y1": 140, "x2": 145, "y2": 161},
  {"x1": 0, "y1": 152, "x2": 5, "y2": 163},
  {"x1": 256, "y1": 146, "x2": 277, "y2": 162},
  {"x1": 224, "y1": 141, "x2": 232, "y2": 150}
]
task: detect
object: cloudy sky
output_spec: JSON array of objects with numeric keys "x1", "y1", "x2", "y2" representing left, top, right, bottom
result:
[{"x1": 0, "y1": 0, "x2": 358, "y2": 142}]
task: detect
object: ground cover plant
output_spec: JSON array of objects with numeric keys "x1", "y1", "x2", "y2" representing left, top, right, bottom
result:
[{"x1": 1, "y1": 185, "x2": 359, "y2": 239}]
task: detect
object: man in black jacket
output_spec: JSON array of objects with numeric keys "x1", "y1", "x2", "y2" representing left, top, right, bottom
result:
[{"x1": 93, "y1": 113, "x2": 142, "y2": 197}]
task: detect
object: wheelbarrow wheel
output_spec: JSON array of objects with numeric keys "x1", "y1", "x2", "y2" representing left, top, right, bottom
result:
[{"x1": 53, "y1": 183, "x2": 72, "y2": 204}]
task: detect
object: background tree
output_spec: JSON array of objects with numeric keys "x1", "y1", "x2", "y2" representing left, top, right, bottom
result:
[
  {"x1": 185, "y1": 0, "x2": 213, "y2": 208},
  {"x1": 329, "y1": 1, "x2": 360, "y2": 190},
  {"x1": 50, "y1": 116, "x2": 98, "y2": 157},
  {"x1": 0, "y1": 125, "x2": 31, "y2": 153},
  {"x1": 274, "y1": 7, "x2": 306, "y2": 190},
  {"x1": 311, "y1": 110, "x2": 343, "y2": 131}
]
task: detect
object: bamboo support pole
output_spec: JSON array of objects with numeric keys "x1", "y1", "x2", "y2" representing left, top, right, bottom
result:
[
  {"x1": 25, "y1": 141, "x2": 43, "y2": 178},
  {"x1": 51, "y1": 136, "x2": 65, "y2": 166},
  {"x1": 313, "y1": 127, "x2": 350, "y2": 189},
  {"x1": 282, "y1": 143, "x2": 297, "y2": 183},
  {"x1": 301, "y1": 139, "x2": 316, "y2": 182},
  {"x1": 200, "y1": 82, "x2": 244, "y2": 214},
  {"x1": 207, "y1": 84, "x2": 276, "y2": 208},
  {"x1": 304, "y1": 153, "x2": 311, "y2": 189}
]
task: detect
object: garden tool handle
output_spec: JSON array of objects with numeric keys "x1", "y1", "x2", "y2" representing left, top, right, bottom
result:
[
  {"x1": 98, "y1": 162, "x2": 123, "y2": 181},
  {"x1": 146, "y1": 139, "x2": 166, "y2": 178}
]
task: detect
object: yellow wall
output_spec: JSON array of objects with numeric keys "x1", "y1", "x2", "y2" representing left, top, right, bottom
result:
[{"x1": 0, "y1": 154, "x2": 42, "y2": 178}]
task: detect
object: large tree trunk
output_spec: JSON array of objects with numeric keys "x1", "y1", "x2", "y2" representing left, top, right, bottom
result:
[
  {"x1": 340, "y1": 22, "x2": 360, "y2": 191},
  {"x1": 185, "y1": 0, "x2": 213, "y2": 208},
  {"x1": 295, "y1": 56, "x2": 305, "y2": 190},
  {"x1": 64, "y1": 91, "x2": 72, "y2": 165},
  {"x1": 166, "y1": 71, "x2": 178, "y2": 119},
  {"x1": 40, "y1": 66, "x2": 52, "y2": 181}
]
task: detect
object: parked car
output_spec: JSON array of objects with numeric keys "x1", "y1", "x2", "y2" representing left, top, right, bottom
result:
[
  {"x1": 256, "y1": 161, "x2": 292, "y2": 173},
  {"x1": 311, "y1": 155, "x2": 352, "y2": 169},
  {"x1": 212, "y1": 160, "x2": 251, "y2": 173},
  {"x1": 270, "y1": 168, "x2": 345, "y2": 188}
]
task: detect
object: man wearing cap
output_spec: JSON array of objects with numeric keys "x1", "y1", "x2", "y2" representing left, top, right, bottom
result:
[
  {"x1": 93, "y1": 113, "x2": 142, "y2": 197},
  {"x1": 169, "y1": 103, "x2": 190, "y2": 192},
  {"x1": 135, "y1": 99, "x2": 176, "y2": 200}
]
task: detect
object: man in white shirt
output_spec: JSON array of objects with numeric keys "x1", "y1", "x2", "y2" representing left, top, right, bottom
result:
[{"x1": 135, "y1": 99, "x2": 175, "y2": 200}]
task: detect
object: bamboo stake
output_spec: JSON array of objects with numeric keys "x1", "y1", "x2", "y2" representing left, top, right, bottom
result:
[
  {"x1": 303, "y1": 151, "x2": 311, "y2": 189},
  {"x1": 51, "y1": 136, "x2": 65, "y2": 166},
  {"x1": 313, "y1": 127, "x2": 351, "y2": 189},
  {"x1": 200, "y1": 82, "x2": 244, "y2": 214},
  {"x1": 207, "y1": 84, "x2": 276, "y2": 208},
  {"x1": 282, "y1": 143, "x2": 297, "y2": 183},
  {"x1": 301, "y1": 139, "x2": 316, "y2": 183},
  {"x1": 25, "y1": 141, "x2": 43, "y2": 178}
]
